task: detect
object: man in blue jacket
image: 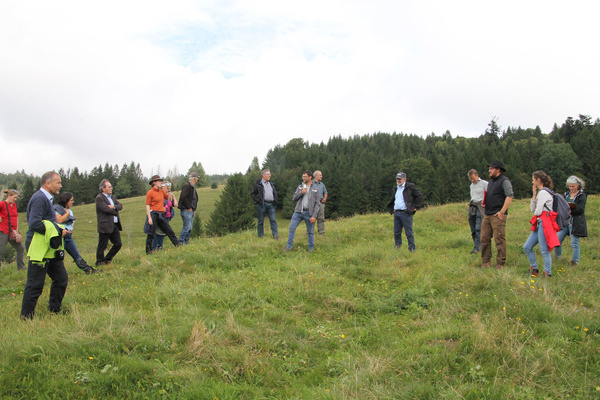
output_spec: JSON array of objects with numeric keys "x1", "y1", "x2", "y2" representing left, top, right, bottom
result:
[
  {"x1": 21, "y1": 171, "x2": 69, "y2": 319},
  {"x1": 285, "y1": 171, "x2": 320, "y2": 252}
]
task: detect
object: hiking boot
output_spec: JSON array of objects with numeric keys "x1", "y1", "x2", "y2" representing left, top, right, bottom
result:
[
  {"x1": 541, "y1": 271, "x2": 551, "y2": 278},
  {"x1": 480, "y1": 262, "x2": 491, "y2": 269},
  {"x1": 529, "y1": 266, "x2": 539, "y2": 277},
  {"x1": 495, "y1": 264, "x2": 504, "y2": 270},
  {"x1": 470, "y1": 248, "x2": 480, "y2": 254},
  {"x1": 570, "y1": 260, "x2": 578, "y2": 266}
]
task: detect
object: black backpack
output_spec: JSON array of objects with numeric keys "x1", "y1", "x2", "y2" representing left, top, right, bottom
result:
[{"x1": 542, "y1": 188, "x2": 570, "y2": 230}]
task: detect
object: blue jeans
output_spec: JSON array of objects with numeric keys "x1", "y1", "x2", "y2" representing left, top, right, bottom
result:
[
  {"x1": 179, "y1": 209, "x2": 194, "y2": 244},
  {"x1": 393, "y1": 211, "x2": 415, "y2": 251},
  {"x1": 64, "y1": 234, "x2": 81, "y2": 261},
  {"x1": 523, "y1": 220, "x2": 552, "y2": 274},
  {"x1": 286, "y1": 211, "x2": 314, "y2": 250},
  {"x1": 555, "y1": 225, "x2": 580, "y2": 263},
  {"x1": 468, "y1": 207, "x2": 482, "y2": 250},
  {"x1": 257, "y1": 202, "x2": 278, "y2": 238}
]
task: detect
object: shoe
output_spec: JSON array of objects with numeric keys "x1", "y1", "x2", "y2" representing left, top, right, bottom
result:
[
  {"x1": 495, "y1": 264, "x2": 504, "y2": 270},
  {"x1": 529, "y1": 266, "x2": 539, "y2": 277},
  {"x1": 570, "y1": 260, "x2": 578, "y2": 266},
  {"x1": 470, "y1": 248, "x2": 479, "y2": 254},
  {"x1": 86, "y1": 267, "x2": 102, "y2": 274},
  {"x1": 480, "y1": 262, "x2": 491, "y2": 269},
  {"x1": 273, "y1": 236, "x2": 279, "y2": 240},
  {"x1": 541, "y1": 271, "x2": 551, "y2": 278},
  {"x1": 284, "y1": 247, "x2": 291, "y2": 252}
]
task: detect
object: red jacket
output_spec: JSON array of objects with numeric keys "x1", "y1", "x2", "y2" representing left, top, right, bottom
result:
[
  {"x1": 529, "y1": 211, "x2": 560, "y2": 250},
  {"x1": 0, "y1": 201, "x2": 19, "y2": 234}
]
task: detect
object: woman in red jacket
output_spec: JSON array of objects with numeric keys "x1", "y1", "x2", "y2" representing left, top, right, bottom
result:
[
  {"x1": 523, "y1": 171, "x2": 559, "y2": 278},
  {"x1": 0, "y1": 189, "x2": 26, "y2": 271}
]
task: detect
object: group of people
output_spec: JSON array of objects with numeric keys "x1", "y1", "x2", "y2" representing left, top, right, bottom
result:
[
  {"x1": 251, "y1": 169, "x2": 328, "y2": 251},
  {"x1": 3, "y1": 171, "x2": 202, "y2": 319},
  {"x1": 467, "y1": 161, "x2": 588, "y2": 277},
  {"x1": 1, "y1": 162, "x2": 589, "y2": 319}
]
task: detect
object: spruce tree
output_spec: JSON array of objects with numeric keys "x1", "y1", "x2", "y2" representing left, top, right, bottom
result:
[{"x1": 205, "y1": 173, "x2": 255, "y2": 236}]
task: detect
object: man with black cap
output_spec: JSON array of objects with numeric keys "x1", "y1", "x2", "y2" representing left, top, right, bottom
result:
[
  {"x1": 386, "y1": 172, "x2": 424, "y2": 252},
  {"x1": 480, "y1": 160, "x2": 514, "y2": 269}
]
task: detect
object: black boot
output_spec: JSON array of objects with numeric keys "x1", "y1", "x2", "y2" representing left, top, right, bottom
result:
[{"x1": 75, "y1": 257, "x2": 101, "y2": 274}]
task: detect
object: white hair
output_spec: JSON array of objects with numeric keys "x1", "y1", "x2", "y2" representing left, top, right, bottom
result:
[{"x1": 566, "y1": 175, "x2": 585, "y2": 190}]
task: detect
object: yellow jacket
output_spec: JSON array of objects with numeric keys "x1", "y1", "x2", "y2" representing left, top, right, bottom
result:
[{"x1": 27, "y1": 220, "x2": 64, "y2": 263}]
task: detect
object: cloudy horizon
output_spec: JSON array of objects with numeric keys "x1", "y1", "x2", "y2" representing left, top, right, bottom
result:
[{"x1": 1, "y1": 0, "x2": 598, "y2": 177}]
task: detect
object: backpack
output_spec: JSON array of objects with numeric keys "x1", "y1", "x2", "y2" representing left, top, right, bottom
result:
[{"x1": 542, "y1": 188, "x2": 570, "y2": 230}]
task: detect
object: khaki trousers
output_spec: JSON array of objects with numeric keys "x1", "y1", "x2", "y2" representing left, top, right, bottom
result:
[{"x1": 480, "y1": 214, "x2": 508, "y2": 266}]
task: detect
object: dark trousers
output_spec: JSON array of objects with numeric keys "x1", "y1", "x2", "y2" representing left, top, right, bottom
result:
[
  {"x1": 468, "y1": 207, "x2": 483, "y2": 250},
  {"x1": 96, "y1": 224, "x2": 122, "y2": 265},
  {"x1": 146, "y1": 212, "x2": 179, "y2": 254},
  {"x1": 393, "y1": 211, "x2": 416, "y2": 251},
  {"x1": 21, "y1": 258, "x2": 69, "y2": 318}
]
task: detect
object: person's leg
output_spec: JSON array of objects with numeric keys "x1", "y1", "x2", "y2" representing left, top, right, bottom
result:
[
  {"x1": 537, "y1": 221, "x2": 552, "y2": 275},
  {"x1": 153, "y1": 234, "x2": 165, "y2": 250},
  {"x1": 480, "y1": 215, "x2": 493, "y2": 265},
  {"x1": 256, "y1": 204, "x2": 266, "y2": 238},
  {"x1": 63, "y1": 235, "x2": 81, "y2": 262},
  {"x1": 571, "y1": 226, "x2": 581, "y2": 263},
  {"x1": 286, "y1": 213, "x2": 302, "y2": 250},
  {"x1": 104, "y1": 228, "x2": 122, "y2": 263},
  {"x1": 468, "y1": 209, "x2": 478, "y2": 249},
  {"x1": 393, "y1": 212, "x2": 403, "y2": 248},
  {"x1": 12, "y1": 240, "x2": 26, "y2": 270},
  {"x1": 178, "y1": 210, "x2": 193, "y2": 244},
  {"x1": 317, "y1": 203, "x2": 325, "y2": 235},
  {"x1": 46, "y1": 259, "x2": 69, "y2": 313},
  {"x1": 265, "y1": 203, "x2": 279, "y2": 238},
  {"x1": 523, "y1": 227, "x2": 540, "y2": 270},
  {"x1": 158, "y1": 218, "x2": 180, "y2": 247},
  {"x1": 96, "y1": 233, "x2": 109, "y2": 265},
  {"x1": 303, "y1": 211, "x2": 315, "y2": 250},
  {"x1": 491, "y1": 216, "x2": 507, "y2": 266},
  {"x1": 474, "y1": 209, "x2": 483, "y2": 251},
  {"x1": 20, "y1": 260, "x2": 49, "y2": 319},
  {"x1": 401, "y1": 212, "x2": 416, "y2": 251},
  {"x1": 554, "y1": 227, "x2": 570, "y2": 259},
  {"x1": 0, "y1": 232, "x2": 8, "y2": 271}
]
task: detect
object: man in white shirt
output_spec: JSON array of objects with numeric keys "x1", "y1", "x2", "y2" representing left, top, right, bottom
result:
[{"x1": 468, "y1": 169, "x2": 488, "y2": 254}]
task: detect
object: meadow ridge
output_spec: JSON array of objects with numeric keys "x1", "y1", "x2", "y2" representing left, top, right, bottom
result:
[{"x1": 0, "y1": 191, "x2": 598, "y2": 399}]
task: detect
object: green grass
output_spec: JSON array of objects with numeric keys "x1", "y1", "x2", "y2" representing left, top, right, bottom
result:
[{"x1": 0, "y1": 192, "x2": 598, "y2": 399}]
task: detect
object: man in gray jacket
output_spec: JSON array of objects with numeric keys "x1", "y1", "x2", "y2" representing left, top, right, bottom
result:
[{"x1": 285, "y1": 170, "x2": 320, "y2": 252}]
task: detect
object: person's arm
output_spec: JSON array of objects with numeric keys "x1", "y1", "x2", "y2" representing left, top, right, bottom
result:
[
  {"x1": 55, "y1": 210, "x2": 70, "y2": 223},
  {"x1": 146, "y1": 204, "x2": 153, "y2": 224},
  {"x1": 96, "y1": 195, "x2": 117, "y2": 215},
  {"x1": 171, "y1": 194, "x2": 178, "y2": 208},
  {"x1": 321, "y1": 193, "x2": 328, "y2": 203},
  {"x1": 412, "y1": 185, "x2": 424, "y2": 211},
  {"x1": 112, "y1": 197, "x2": 123, "y2": 211},
  {"x1": 292, "y1": 185, "x2": 305, "y2": 201},
  {"x1": 571, "y1": 192, "x2": 586, "y2": 216},
  {"x1": 496, "y1": 197, "x2": 513, "y2": 219}
]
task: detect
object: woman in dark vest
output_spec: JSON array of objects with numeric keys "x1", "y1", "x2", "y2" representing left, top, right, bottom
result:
[{"x1": 555, "y1": 175, "x2": 587, "y2": 265}]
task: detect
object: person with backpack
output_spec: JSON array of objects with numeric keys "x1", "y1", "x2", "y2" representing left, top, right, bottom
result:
[
  {"x1": 555, "y1": 175, "x2": 587, "y2": 265},
  {"x1": 523, "y1": 171, "x2": 560, "y2": 278}
]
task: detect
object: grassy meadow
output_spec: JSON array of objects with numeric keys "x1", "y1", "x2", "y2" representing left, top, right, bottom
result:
[{"x1": 0, "y1": 189, "x2": 598, "y2": 399}]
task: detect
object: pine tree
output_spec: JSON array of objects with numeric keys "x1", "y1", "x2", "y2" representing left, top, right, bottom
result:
[
  {"x1": 190, "y1": 214, "x2": 204, "y2": 238},
  {"x1": 205, "y1": 173, "x2": 255, "y2": 236},
  {"x1": 18, "y1": 177, "x2": 35, "y2": 211}
]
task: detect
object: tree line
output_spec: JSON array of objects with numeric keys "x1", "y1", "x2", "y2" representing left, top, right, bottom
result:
[
  {"x1": 205, "y1": 114, "x2": 598, "y2": 235},
  {"x1": 1, "y1": 161, "x2": 230, "y2": 210}
]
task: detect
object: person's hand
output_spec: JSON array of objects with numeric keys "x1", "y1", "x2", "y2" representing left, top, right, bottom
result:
[
  {"x1": 321, "y1": 199, "x2": 326, "y2": 203},
  {"x1": 495, "y1": 211, "x2": 504, "y2": 220},
  {"x1": 188, "y1": 208, "x2": 192, "y2": 212},
  {"x1": 61, "y1": 229, "x2": 70, "y2": 237},
  {"x1": 148, "y1": 216, "x2": 153, "y2": 225},
  {"x1": 301, "y1": 188, "x2": 308, "y2": 194},
  {"x1": 309, "y1": 217, "x2": 316, "y2": 224},
  {"x1": 108, "y1": 205, "x2": 115, "y2": 209},
  {"x1": 532, "y1": 185, "x2": 537, "y2": 197}
]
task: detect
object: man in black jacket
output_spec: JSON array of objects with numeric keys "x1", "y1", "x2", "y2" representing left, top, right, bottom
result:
[
  {"x1": 250, "y1": 169, "x2": 279, "y2": 239},
  {"x1": 387, "y1": 172, "x2": 424, "y2": 252},
  {"x1": 178, "y1": 173, "x2": 199, "y2": 244}
]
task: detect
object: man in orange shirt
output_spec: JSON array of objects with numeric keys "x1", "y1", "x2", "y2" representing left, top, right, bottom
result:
[{"x1": 145, "y1": 175, "x2": 180, "y2": 254}]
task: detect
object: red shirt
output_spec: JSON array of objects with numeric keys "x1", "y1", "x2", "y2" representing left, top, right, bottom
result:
[
  {"x1": 0, "y1": 201, "x2": 19, "y2": 234},
  {"x1": 146, "y1": 187, "x2": 168, "y2": 212}
]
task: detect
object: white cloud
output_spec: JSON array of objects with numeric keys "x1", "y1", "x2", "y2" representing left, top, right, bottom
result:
[{"x1": 1, "y1": 0, "x2": 599, "y2": 177}]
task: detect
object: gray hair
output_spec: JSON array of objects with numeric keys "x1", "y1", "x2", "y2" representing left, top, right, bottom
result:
[
  {"x1": 566, "y1": 175, "x2": 585, "y2": 190},
  {"x1": 41, "y1": 171, "x2": 58, "y2": 186},
  {"x1": 261, "y1": 169, "x2": 271, "y2": 176},
  {"x1": 99, "y1": 179, "x2": 110, "y2": 191}
]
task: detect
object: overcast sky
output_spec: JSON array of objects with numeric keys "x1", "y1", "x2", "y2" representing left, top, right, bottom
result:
[{"x1": 1, "y1": 0, "x2": 598, "y2": 177}]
